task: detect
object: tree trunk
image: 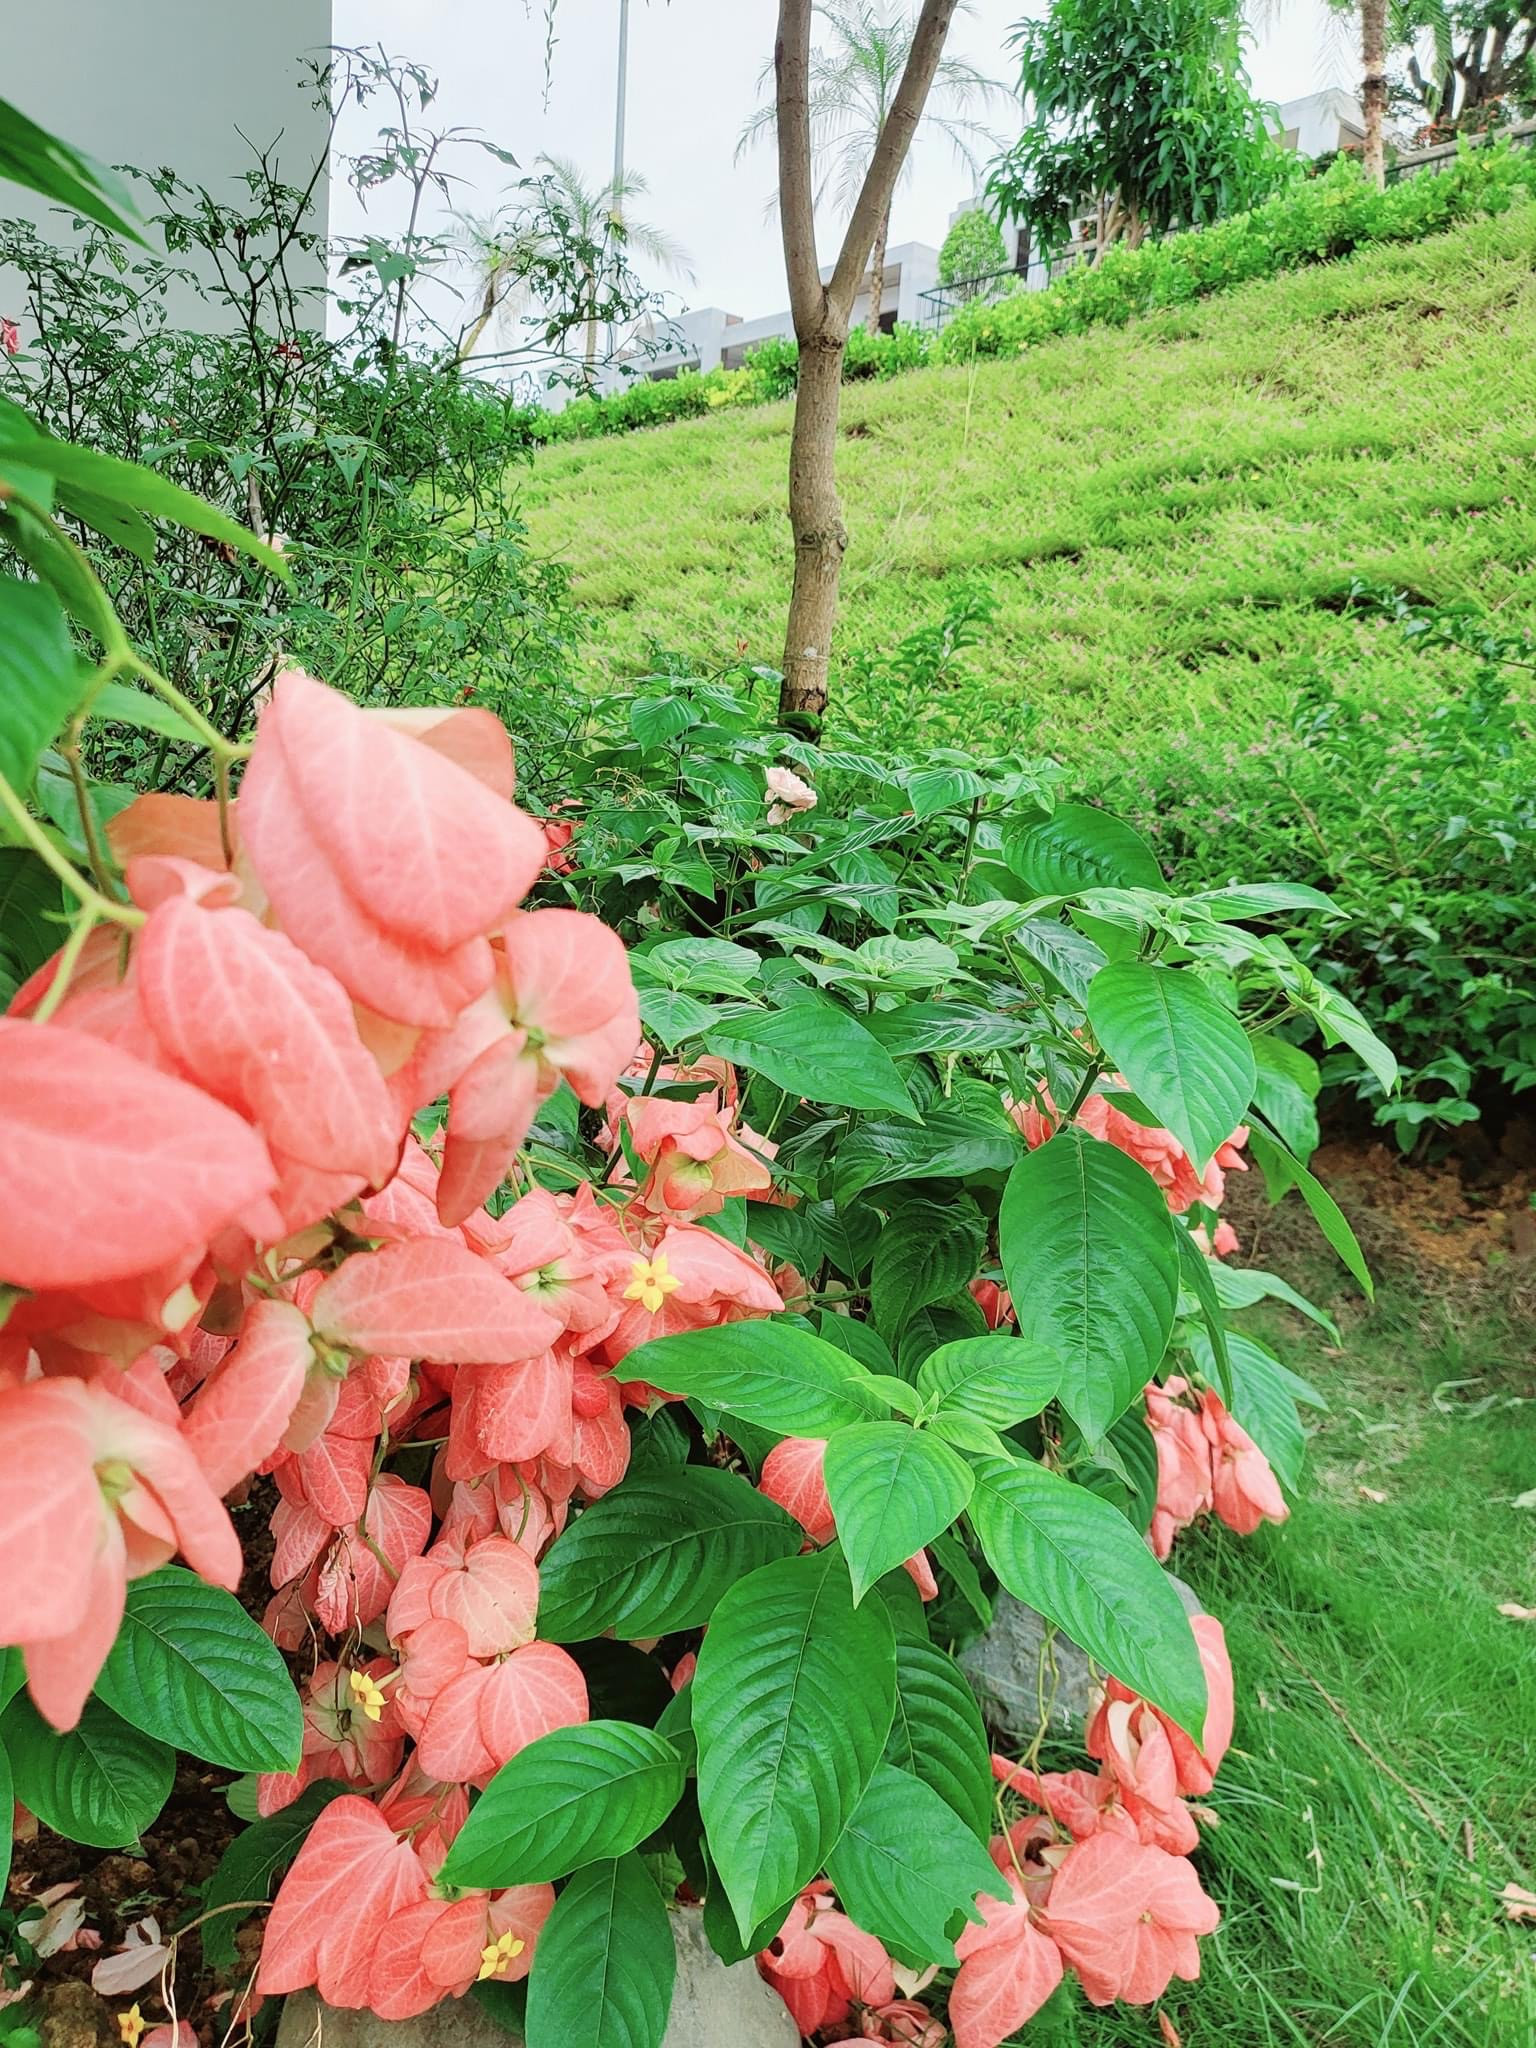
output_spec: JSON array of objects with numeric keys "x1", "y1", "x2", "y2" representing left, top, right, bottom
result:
[
  {"x1": 780, "y1": 335, "x2": 850, "y2": 726},
  {"x1": 772, "y1": 0, "x2": 960, "y2": 728},
  {"x1": 865, "y1": 202, "x2": 890, "y2": 335},
  {"x1": 1361, "y1": 0, "x2": 1389, "y2": 191}
]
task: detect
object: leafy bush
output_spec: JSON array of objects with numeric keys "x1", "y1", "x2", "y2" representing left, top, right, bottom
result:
[
  {"x1": 939, "y1": 207, "x2": 1008, "y2": 287},
  {"x1": 942, "y1": 142, "x2": 1536, "y2": 362},
  {"x1": 1096, "y1": 591, "x2": 1536, "y2": 1150}
]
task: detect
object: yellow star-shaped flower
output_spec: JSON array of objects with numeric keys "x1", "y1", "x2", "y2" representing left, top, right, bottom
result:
[
  {"x1": 478, "y1": 1929, "x2": 527, "y2": 1980},
  {"x1": 348, "y1": 1667, "x2": 387, "y2": 1722},
  {"x1": 623, "y1": 1252, "x2": 681, "y2": 1315},
  {"x1": 118, "y1": 2007, "x2": 147, "y2": 2048}
]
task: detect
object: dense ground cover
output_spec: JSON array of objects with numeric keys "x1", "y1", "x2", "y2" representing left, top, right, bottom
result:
[
  {"x1": 1085, "y1": 1205, "x2": 1535, "y2": 2048},
  {"x1": 521, "y1": 208, "x2": 1536, "y2": 754}
]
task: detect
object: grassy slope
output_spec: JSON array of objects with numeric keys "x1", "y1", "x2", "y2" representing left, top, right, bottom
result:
[
  {"x1": 521, "y1": 208, "x2": 1536, "y2": 752},
  {"x1": 1039, "y1": 1253, "x2": 1536, "y2": 2048}
]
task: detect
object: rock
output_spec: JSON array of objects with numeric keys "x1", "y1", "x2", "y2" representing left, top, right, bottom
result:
[
  {"x1": 959, "y1": 1577, "x2": 1204, "y2": 1747},
  {"x1": 275, "y1": 1906, "x2": 798, "y2": 2048},
  {"x1": 38, "y1": 1978, "x2": 114, "y2": 2048}
]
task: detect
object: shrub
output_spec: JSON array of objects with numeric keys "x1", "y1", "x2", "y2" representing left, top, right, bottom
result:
[
  {"x1": 940, "y1": 143, "x2": 1536, "y2": 364},
  {"x1": 939, "y1": 207, "x2": 1009, "y2": 288},
  {"x1": 1094, "y1": 590, "x2": 1536, "y2": 1150}
]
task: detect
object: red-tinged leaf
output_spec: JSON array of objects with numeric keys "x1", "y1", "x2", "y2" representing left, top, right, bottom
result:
[
  {"x1": 294, "y1": 1425, "x2": 373, "y2": 1528},
  {"x1": 262, "y1": 668, "x2": 546, "y2": 952},
  {"x1": 237, "y1": 737, "x2": 495, "y2": 1029},
  {"x1": 106, "y1": 791, "x2": 226, "y2": 868},
  {"x1": 416, "y1": 1662, "x2": 499, "y2": 1783},
  {"x1": 0, "y1": 1018, "x2": 276, "y2": 1291},
  {"x1": 1038, "y1": 1832, "x2": 1219, "y2": 2007},
  {"x1": 476, "y1": 1641, "x2": 589, "y2": 1773},
  {"x1": 137, "y1": 897, "x2": 402, "y2": 1186},
  {"x1": 182, "y1": 1299, "x2": 312, "y2": 1496},
  {"x1": 270, "y1": 1498, "x2": 331, "y2": 1585},
  {"x1": 320, "y1": 1476, "x2": 432, "y2": 1630},
  {"x1": 378, "y1": 704, "x2": 516, "y2": 799},
  {"x1": 430, "y1": 1536, "x2": 540, "y2": 1657},
  {"x1": 368, "y1": 1896, "x2": 452, "y2": 2020},
  {"x1": 312, "y1": 1239, "x2": 562, "y2": 1365},
  {"x1": 0, "y1": 1380, "x2": 102, "y2": 1643},
  {"x1": 271, "y1": 1795, "x2": 428, "y2": 2007},
  {"x1": 471, "y1": 1351, "x2": 574, "y2": 1464},
  {"x1": 950, "y1": 1886, "x2": 1065, "y2": 2048}
]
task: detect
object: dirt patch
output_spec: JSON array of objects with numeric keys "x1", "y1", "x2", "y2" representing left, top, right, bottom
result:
[
  {"x1": 8, "y1": 1759, "x2": 245, "y2": 2045},
  {"x1": 1229, "y1": 1135, "x2": 1536, "y2": 1316}
]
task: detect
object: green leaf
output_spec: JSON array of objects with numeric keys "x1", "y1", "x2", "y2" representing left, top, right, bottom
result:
[
  {"x1": 534, "y1": 1468, "x2": 803, "y2": 1642},
  {"x1": 1086, "y1": 964, "x2": 1256, "y2": 1171},
  {"x1": 0, "y1": 430, "x2": 289, "y2": 580},
  {"x1": 966, "y1": 1455, "x2": 1207, "y2": 1737},
  {"x1": 621, "y1": 1319, "x2": 889, "y2": 1436},
  {"x1": 1008, "y1": 916, "x2": 1107, "y2": 1003},
  {"x1": 916, "y1": 1334, "x2": 1062, "y2": 1429},
  {"x1": 0, "y1": 1693, "x2": 173, "y2": 1848},
  {"x1": 1208, "y1": 1258, "x2": 1339, "y2": 1339},
  {"x1": 999, "y1": 1131, "x2": 1179, "y2": 1443},
  {"x1": 864, "y1": 1003, "x2": 1030, "y2": 1057},
  {"x1": 830, "y1": 1085, "x2": 1024, "y2": 1202},
  {"x1": 94, "y1": 1566, "x2": 302, "y2": 1773},
  {"x1": 440, "y1": 1722, "x2": 685, "y2": 1890},
  {"x1": 870, "y1": 1195, "x2": 985, "y2": 1340},
  {"x1": 0, "y1": 571, "x2": 82, "y2": 790},
  {"x1": 1173, "y1": 1228, "x2": 1233, "y2": 1401},
  {"x1": 1003, "y1": 803, "x2": 1164, "y2": 896},
  {"x1": 0, "y1": 97, "x2": 148, "y2": 241},
  {"x1": 881, "y1": 1637, "x2": 993, "y2": 1838},
  {"x1": 637, "y1": 986, "x2": 718, "y2": 1047},
  {"x1": 0, "y1": 1736, "x2": 11, "y2": 1897},
  {"x1": 694, "y1": 1546, "x2": 896, "y2": 1939},
  {"x1": 1248, "y1": 1125, "x2": 1373, "y2": 1298},
  {"x1": 1189, "y1": 882, "x2": 1339, "y2": 920},
  {"x1": 1312, "y1": 985, "x2": 1398, "y2": 1095},
  {"x1": 826, "y1": 1762, "x2": 1000, "y2": 1964},
  {"x1": 87, "y1": 680, "x2": 205, "y2": 745},
  {"x1": 640, "y1": 937, "x2": 762, "y2": 995},
  {"x1": 200, "y1": 1783, "x2": 348, "y2": 1970},
  {"x1": 823, "y1": 1424, "x2": 975, "y2": 1604},
  {"x1": 524, "y1": 1854, "x2": 675, "y2": 2048},
  {"x1": 704, "y1": 999, "x2": 919, "y2": 1120},
  {"x1": 0, "y1": 849, "x2": 64, "y2": 1006},
  {"x1": 630, "y1": 694, "x2": 700, "y2": 748},
  {"x1": 904, "y1": 765, "x2": 989, "y2": 817},
  {"x1": 1250, "y1": 1036, "x2": 1321, "y2": 1162}
]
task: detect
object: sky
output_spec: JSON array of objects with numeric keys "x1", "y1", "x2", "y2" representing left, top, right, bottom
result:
[{"x1": 332, "y1": 0, "x2": 1355, "y2": 332}]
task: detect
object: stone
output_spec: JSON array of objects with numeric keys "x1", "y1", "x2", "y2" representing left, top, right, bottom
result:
[
  {"x1": 958, "y1": 1577, "x2": 1204, "y2": 1747},
  {"x1": 38, "y1": 1978, "x2": 114, "y2": 2048},
  {"x1": 275, "y1": 1905, "x2": 798, "y2": 2048}
]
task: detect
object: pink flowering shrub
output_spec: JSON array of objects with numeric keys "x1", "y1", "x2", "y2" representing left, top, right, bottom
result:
[{"x1": 0, "y1": 419, "x2": 1381, "y2": 2044}]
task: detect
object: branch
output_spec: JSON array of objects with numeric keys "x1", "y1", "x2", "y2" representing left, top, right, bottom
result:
[
  {"x1": 775, "y1": 0, "x2": 824, "y2": 331},
  {"x1": 827, "y1": 0, "x2": 960, "y2": 320}
]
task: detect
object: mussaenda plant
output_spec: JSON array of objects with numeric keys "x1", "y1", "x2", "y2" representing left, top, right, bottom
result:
[{"x1": 0, "y1": 103, "x2": 1388, "y2": 2048}]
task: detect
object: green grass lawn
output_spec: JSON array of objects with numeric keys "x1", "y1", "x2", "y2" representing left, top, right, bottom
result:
[
  {"x1": 1039, "y1": 1237, "x2": 1535, "y2": 2048},
  {"x1": 521, "y1": 207, "x2": 1536, "y2": 754}
]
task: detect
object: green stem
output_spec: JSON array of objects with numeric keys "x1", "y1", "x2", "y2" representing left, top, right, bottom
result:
[{"x1": 32, "y1": 910, "x2": 99, "y2": 1024}]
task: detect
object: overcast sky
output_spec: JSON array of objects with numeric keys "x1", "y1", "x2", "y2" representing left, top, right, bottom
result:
[{"x1": 332, "y1": 0, "x2": 1354, "y2": 328}]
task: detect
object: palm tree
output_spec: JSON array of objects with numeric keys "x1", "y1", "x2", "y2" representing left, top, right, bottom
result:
[
  {"x1": 737, "y1": 1, "x2": 1014, "y2": 333},
  {"x1": 454, "y1": 155, "x2": 692, "y2": 371}
]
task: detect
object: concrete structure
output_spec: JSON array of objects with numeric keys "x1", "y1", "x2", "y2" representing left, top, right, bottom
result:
[
  {"x1": 570, "y1": 238, "x2": 940, "y2": 404},
  {"x1": 3, "y1": 0, "x2": 333, "y2": 327},
  {"x1": 1275, "y1": 88, "x2": 1366, "y2": 160}
]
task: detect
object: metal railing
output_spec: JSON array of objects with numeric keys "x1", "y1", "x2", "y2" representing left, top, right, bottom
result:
[{"x1": 1386, "y1": 116, "x2": 1536, "y2": 182}]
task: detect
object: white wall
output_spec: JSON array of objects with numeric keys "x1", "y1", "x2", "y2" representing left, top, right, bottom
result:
[{"x1": 2, "y1": 0, "x2": 333, "y2": 328}]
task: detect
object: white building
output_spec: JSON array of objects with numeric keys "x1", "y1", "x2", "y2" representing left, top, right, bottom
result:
[
  {"x1": 574, "y1": 238, "x2": 941, "y2": 404},
  {"x1": 1275, "y1": 89, "x2": 1366, "y2": 160},
  {"x1": 3, "y1": 0, "x2": 333, "y2": 327}
]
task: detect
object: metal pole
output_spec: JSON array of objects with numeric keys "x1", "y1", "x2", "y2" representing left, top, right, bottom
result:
[{"x1": 612, "y1": 0, "x2": 630, "y2": 218}]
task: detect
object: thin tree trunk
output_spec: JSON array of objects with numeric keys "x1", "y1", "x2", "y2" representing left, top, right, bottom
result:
[
  {"x1": 865, "y1": 202, "x2": 890, "y2": 335},
  {"x1": 774, "y1": 0, "x2": 959, "y2": 727},
  {"x1": 781, "y1": 338, "x2": 849, "y2": 723},
  {"x1": 1361, "y1": 0, "x2": 1389, "y2": 191}
]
